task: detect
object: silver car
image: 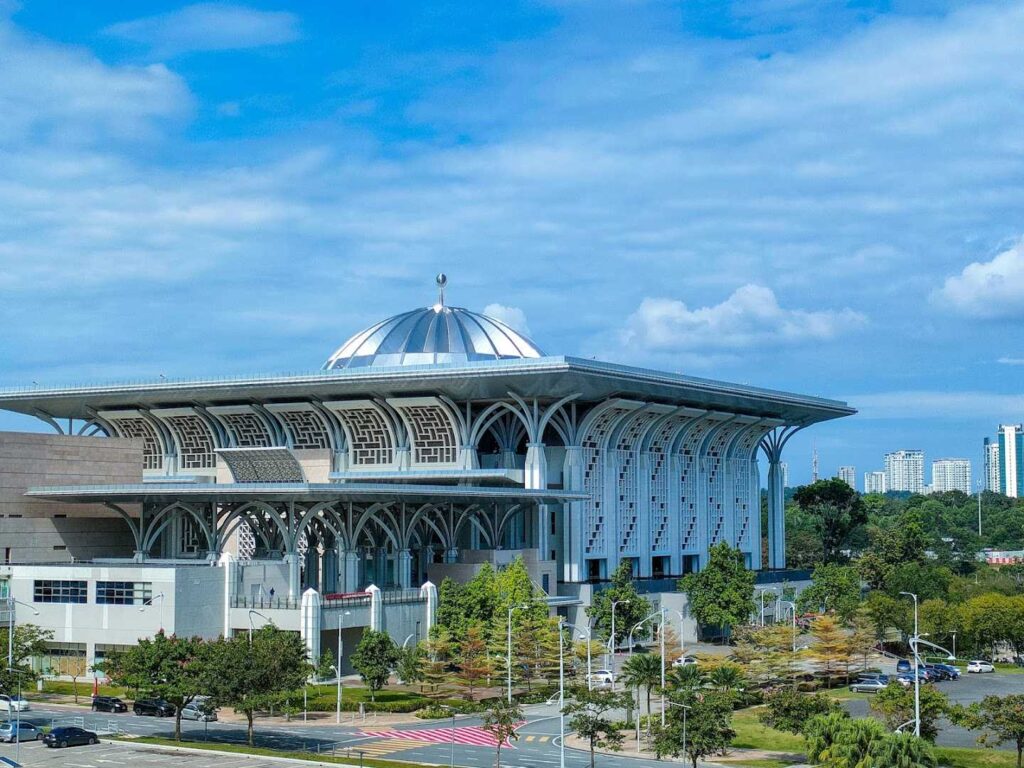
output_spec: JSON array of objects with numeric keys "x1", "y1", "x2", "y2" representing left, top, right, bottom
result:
[
  {"x1": 849, "y1": 678, "x2": 888, "y2": 693},
  {"x1": 0, "y1": 721, "x2": 43, "y2": 743},
  {"x1": 180, "y1": 701, "x2": 218, "y2": 722}
]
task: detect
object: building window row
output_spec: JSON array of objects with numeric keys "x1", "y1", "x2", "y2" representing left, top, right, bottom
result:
[
  {"x1": 33, "y1": 580, "x2": 87, "y2": 604},
  {"x1": 96, "y1": 581, "x2": 153, "y2": 605}
]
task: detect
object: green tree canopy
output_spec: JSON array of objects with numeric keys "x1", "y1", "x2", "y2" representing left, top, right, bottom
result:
[
  {"x1": 792, "y1": 479, "x2": 867, "y2": 563},
  {"x1": 951, "y1": 694, "x2": 1024, "y2": 768},
  {"x1": 587, "y1": 560, "x2": 653, "y2": 648},
  {"x1": 796, "y1": 563, "x2": 862, "y2": 622},
  {"x1": 654, "y1": 691, "x2": 735, "y2": 768},
  {"x1": 678, "y1": 541, "x2": 754, "y2": 638},
  {"x1": 351, "y1": 629, "x2": 400, "y2": 701},
  {"x1": 871, "y1": 683, "x2": 948, "y2": 742},
  {"x1": 563, "y1": 686, "x2": 631, "y2": 768},
  {"x1": 0, "y1": 623, "x2": 52, "y2": 691}
]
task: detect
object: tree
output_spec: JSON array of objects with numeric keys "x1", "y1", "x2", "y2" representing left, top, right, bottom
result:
[
  {"x1": 653, "y1": 691, "x2": 735, "y2": 768},
  {"x1": 513, "y1": 614, "x2": 560, "y2": 692},
  {"x1": 862, "y1": 591, "x2": 909, "y2": 645},
  {"x1": 951, "y1": 694, "x2": 1024, "y2": 768},
  {"x1": 792, "y1": 479, "x2": 867, "y2": 563},
  {"x1": 796, "y1": 563, "x2": 862, "y2": 622},
  {"x1": 421, "y1": 631, "x2": 454, "y2": 701},
  {"x1": 706, "y1": 662, "x2": 745, "y2": 697},
  {"x1": 205, "y1": 626, "x2": 311, "y2": 745},
  {"x1": 825, "y1": 717, "x2": 889, "y2": 768},
  {"x1": 804, "y1": 711, "x2": 851, "y2": 763},
  {"x1": 587, "y1": 560, "x2": 653, "y2": 649},
  {"x1": 0, "y1": 623, "x2": 52, "y2": 692},
  {"x1": 871, "y1": 683, "x2": 948, "y2": 742},
  {"x1": 563, "y1": 686, "x2": 631, "y2": 768},
  {"x1": 104, "y1": 632, "x2": 208, "y2": 742},
  {"x1": 809, "y1": 615, "x2": 852, "y2": 685},
  {"x1": 621, "y1": 653, "x2": 662, "y2": 734},
  {"x1": 316, "y1": 648, "x2": 336, "y2": 682},
  {"x1": 679, "y1": 541, "x2": 755, "y2": 640},
  {"x1": 758, "y1": 687, "x2": 839, "y2": 735},
  {"x1": 807, "y1": 711, "x2": 935, "y2": 768},
  {"x1": 481, "y1": 697, "x2": 523, "y2": 768},
  {"x1": 455, "y1": 625, "x2": 492, "y2": 698},
  {"x1": 846, "y1": 611, "x2": 878, "y2": 672},
  {"x1": 351, "y1": 629, "x2": 399, "y2": 702},
  {"x1": 869, "y1": 732, "x2": 937, "y2": 768},
  {"x1": 397, "y1": 644, "x2": 425, "y2": 689}
]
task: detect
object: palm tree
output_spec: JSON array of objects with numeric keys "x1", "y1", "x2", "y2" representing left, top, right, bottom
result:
[
  {"x1": 870, "y1": 732, "x2": 937, "y2": 768},
  {"x1": 622, "y1": 653, "x2": 663, "y2": 735},
  {"x1": 666, "y1": 663, "x2": 703, "y2": 694},
  {"x1": 707, "y1": 663, "x2": 745, "y2": 696}
]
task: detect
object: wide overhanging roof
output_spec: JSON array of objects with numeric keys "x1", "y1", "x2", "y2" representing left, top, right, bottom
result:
[
  {"x1": 0, "y1": 355, "x2": 854, "y2": 425},
  {"x1": 25, "y1": 482, "x2": 588, "y2": 505}
]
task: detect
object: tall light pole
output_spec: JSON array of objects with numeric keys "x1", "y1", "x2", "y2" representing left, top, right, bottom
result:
[
  {"x1": 609, "y1": 599, "x2": 631, "y2": 682},
  {"x1": 333, "y1": 608, "x2": 352, "y2": 720},
  {"x1": 558, "y1": 618, "x2": 566, "y2": 768},
  {"x1": 757, "y1": 588, "x2": 777, "y2": 627},
  {"x1": 977, "y1": 480, "x2": 983, "y2": 536},
  {"x1": 667, "y1": 700, "x2": 690, "y2": 761},
  {"x1": 659, "y1": 607, "x2": 667, "y2": 727},
  {"x1": 7, "y1": 597, "x2": 39, "y2": 669},
  {"x1": 900, "y1": 591, "x2": 920, "y2": 738},
  {"x1": 6, "y1": 667, "x2": 29, "y2": 767},
  {"x1": 565, "y1": 622, "x2": 593, "y2": 690},
  {"x1": 438, "y1": 704, "x2": 456, "y2": 768},
  {"x1": 329, "y1": 664, "x2": 342, "y2": 724},
  {"x1": 248, "y1": 609, "x2": 271, "y2": 644},
  {"x1": 139, "y1": 592, "x2": 166, "y2": 634},
  {"x1": 507, "y1": 603, "x2": 528, "y2": 703},
  {"x1": 664, "y1": 608, "x2": 686, "y2": 657}
]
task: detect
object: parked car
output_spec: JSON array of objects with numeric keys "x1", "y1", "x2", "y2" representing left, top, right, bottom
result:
[
  {"x1": 0, "y1": 695, "x2": 29, "y2": 712},
  {"x1": 133, "y1": 698, "x2": 176, "y2": 717},
  {"x1": 0, "y1": 721, "x2": 42, "y2": 743},
  {"x1": 896, "y1": 659, "x2": 913, "y2": 674},
  {"x1": 589, "y1": 670, "x2": 615, "y2": 687},
  {"x1": 895, "y1": 674, "x2": 915, "y2": 687},
  {"x1": 932, "y1": 663, "x2": 961, "y2": 679},
  {"x1": 43, "y1": 726, "x2": 98, "y2": 748},
  {"x1": 91, "y1": 695, "x2": 127, "y2": 713},
  {"x1": 672, "y1": 655, "x2": 698, "y2": 668},
  {"x1": 924, "y1": 665, "x2": 951, "y2": 681},
  {"x1": 849, "y1": 677, "x2": 889, "y2": 693},
  {"x1": 181, "y1": 700, "x2": 217, "y2": 722},
  {"x1": 967, "y1": 660, "x2": 995, "y2": 673}
]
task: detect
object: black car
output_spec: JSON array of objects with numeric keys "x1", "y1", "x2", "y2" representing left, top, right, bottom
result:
[
  {"x1": 133, "y1": 698, "x2": 176, "y2": 717},
  {"x1": 43, "y1": 726, "x2": 98, "y2": 748},
  {"x1": 91, "y1": 695, "x2": 128, "y2": 713}
]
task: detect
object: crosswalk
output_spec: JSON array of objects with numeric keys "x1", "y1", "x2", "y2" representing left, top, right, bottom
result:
[
  {"x1": 350, "y1": 738, "x2": 436, "y2": 756},
  {"x1": 359, "y1": 726, "x2": 551, "y2": 749}
]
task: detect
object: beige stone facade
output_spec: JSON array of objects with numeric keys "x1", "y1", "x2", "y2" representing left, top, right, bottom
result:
[{"x1": 0, "y1": 431, "x2": 143, "y2": 563}]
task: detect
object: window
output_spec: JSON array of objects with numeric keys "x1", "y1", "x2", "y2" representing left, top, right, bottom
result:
[
  {"x1": 33, "y1": 580, "x2": 87, "y2": 604},
  {"x1": 96, "y1": 581, "x2": 153, "y2": 606}
]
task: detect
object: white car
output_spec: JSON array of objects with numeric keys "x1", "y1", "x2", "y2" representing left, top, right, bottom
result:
[
  {"x1": 0, "y1": 694, "x2": 30, "y2": 712},
  {"x1": 967, "y1": 660, "x2": 995, "y2": 673},
  {"x1": 589, "y1": 670, "x2": 615, "y2": 687},
  {"x1": 672, "y1": 655, "x2": 698, "y2": 668},
  {"x1": 180, "y1": 702, "x2": 217, "y2": 722}
]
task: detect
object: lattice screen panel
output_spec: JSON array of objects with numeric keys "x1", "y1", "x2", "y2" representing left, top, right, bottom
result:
[
  {"x1": 166, "y1": 415, "x2": 216, "y2": 470},
  {"x1": 334, "y1": 406, "x2": 395, "y2": 465},
  {"x1": 110, "y1": 417, "x2": 163, "y2": 470}
]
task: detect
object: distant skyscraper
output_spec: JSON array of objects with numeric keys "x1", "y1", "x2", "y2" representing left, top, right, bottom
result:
[
  {"x1": 931, "y1": 458, "x2": 972, "y2": 494},
  {"x1": 864, "y1": 471, "x2": 887, "y2": 494},
  {"x1": 984, "y1": 437, "x2": 1001, "y2": 492},
  {"x1": 837, "y1": 466, "x2": 856, "y2": 488},
  {"x1": 885, "y1": 450, "x2": 925, "y2": 494},
  {"x1": 812, "y1": 444, "x2": 819, "y2": 482},
  {"x1": 780, "y1": 462, "x2": 790, "y2": 489},
  {"x1": 997, "y1": 424, "x2": 1024, "y2": 498}
]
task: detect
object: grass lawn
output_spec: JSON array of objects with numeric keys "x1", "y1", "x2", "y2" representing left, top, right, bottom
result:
[
  {"x1": 730, "y1": 707, "x2": 805, "y2": 753},
  {"x1": 37, "y1": 680, "x2": 128, "y2": 699},
  {"x1": 936, "y1": 747, "x2": 1022, "y2": 767},
  {"x1": 117, "y1": 736, "x2": 437, "y2": 768}
]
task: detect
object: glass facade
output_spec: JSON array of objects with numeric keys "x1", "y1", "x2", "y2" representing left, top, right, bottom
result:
[
  {"x1": 33, "y1": 580, "x2": 87, "y2": 604},
  {"x1": 96, "y1": 581, "x2": 153, "y2": 606}
]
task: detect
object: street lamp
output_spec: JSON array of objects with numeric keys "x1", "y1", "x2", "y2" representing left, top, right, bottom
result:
[
  {"x1": 558, "y1": 618, "x2": 566, "y2": 768},
  {"x1": 779, "y1": 600, "x2": 797, "y2": 652},
  {"x1": 248, "y1": 609, "x2": 272, "y2": 644},
  {"x1": 977, "y1": 480, "x2": 984, "y2": 536},
  {"x1": 507, "y1": 603, "x2": 529, "y2": 703},
  {"x1": 757, "y1": 588, "x2": 777, "y2": 627},
  {"x1": 329, "y1": 664, "x2": 342, "y2": 724},
  {"x1": 627, "y1": 610, "x2": 661, "y2": 659},
  {"x1": 139, "y1": 592, "x2": 166, "y2": 634},
  {"x1": 6, "y1": 597, "x2": 39, "y2": 669},
  {"x1": 333, "y1": 608, "x2": 352, "y2": 717},
  {"x1": 899, "y1": 591, "x2": 921, "y2": 738},
  {"x1": 7, "y1": 666, "x2": 30, "y2": 766},
  {"x1": 667, "y1": 700, "x2": 690, "y2": 762},
  {"x1": 664, "y1": 607, "x2": 686, "y2": 656},
  {"x1": 609, "y1": 599, "x2": 632, "y2": 680},
  {"x1": 437, "y1": 704, "x2": 456, "y2": 768},
  {"x1": 564, "y1": 622, "x2": 593, "y2": 690}
]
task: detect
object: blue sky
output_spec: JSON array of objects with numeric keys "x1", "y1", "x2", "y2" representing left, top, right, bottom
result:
[{"x1": 1, "y1": 0, "x2": 1023, "y2": 487}]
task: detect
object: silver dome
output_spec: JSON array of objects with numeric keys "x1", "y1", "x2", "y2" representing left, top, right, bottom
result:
[{"x1": 323, "y1": 304, "x2": 544, "y2": 370}]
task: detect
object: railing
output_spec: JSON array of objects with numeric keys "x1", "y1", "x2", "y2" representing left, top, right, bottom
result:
[
  {"x1": 231, "y1": 596, "x2": 302, "y2": 610},
  {"x1": 51, "y1": 716, "x2": 85, "y2": 729},
  {"x1": 322, "y1": 594, "x2": 371, "y2": 608},
  {"x1": 381, "y1": 589, "x2": 426, "y2": 605}
]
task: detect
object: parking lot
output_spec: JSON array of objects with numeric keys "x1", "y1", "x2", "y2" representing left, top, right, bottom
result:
[{"x1": 0, "y1": 740, "x2": 297, "y2": 768}]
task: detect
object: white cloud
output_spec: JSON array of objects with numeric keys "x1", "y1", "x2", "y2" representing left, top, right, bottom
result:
[
  {"x1": 619, "y1": 285, "x2": 865, "y2": 352},
  {"x1": 998, "y1": 357, "x2": 1024, "y2": 365},
  {"x1": 844, "y1": 390, "x2": 1024, "y2": 420},
  {"x1": 483, "y1": 303, "x2": 532, "y2": 336},
  {"x1": 105, "y1": 4, "x2": 300, "y2": 56},
  {"x1": 935, "y1": 241, "x2": 1024, "y2": 319}
]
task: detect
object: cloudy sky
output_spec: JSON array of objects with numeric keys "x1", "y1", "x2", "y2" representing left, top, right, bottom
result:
[{"x1": 1, "y1": 0, "x2": 1022, "y2": 487}]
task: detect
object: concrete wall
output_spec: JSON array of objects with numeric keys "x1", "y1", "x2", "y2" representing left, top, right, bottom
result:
[
  {"x1": 174, "y1": 564, "x2": 226, "y2": 639},
  {"x1": 0, "y1": 431, "x2": 143, "y2": 562}
]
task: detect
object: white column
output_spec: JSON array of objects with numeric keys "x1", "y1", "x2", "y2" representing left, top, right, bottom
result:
[
  {"x1": 525, "y1": 442, "x2": 550, "y2": 558},
  {"x1": 285, "y1": 552, "x2": 301, "y2": 598},
  {"x1": 366, "y1": 584, "x2": 383, "y2": 631},
  {"x1": 396, "y1": 549, "x2": 413, "y2": 589},
  {"x1": 343, "y1": 550, "x2": 360, "y2": 592},
  {"x1": 767, "y1": 459, "x2": 786, "y2": 569},
  {"x1": 637, "y1": 452, "x2": 654, "y2": 578},
  {"x1": 563, "y1": 446, "x2": 584, "y2": 583},
  {"x1": 300, "y1": 588, "x2": 322, "y2": 665},
  {"x1": 420, "y1": 580, "x2": 438, "y2": 636}
]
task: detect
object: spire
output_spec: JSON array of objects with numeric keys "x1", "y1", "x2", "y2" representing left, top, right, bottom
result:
[{"x1": 435, "y1": 273, "x2": 447, "y2": 308}]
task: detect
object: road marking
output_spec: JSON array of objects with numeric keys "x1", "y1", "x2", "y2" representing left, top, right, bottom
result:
[
  {"x1": 361, "y1": 726, "x2": 517, "y2": 748},
  {"x1": 341, "y1": 738, "x2": 432, "y2": 756}
]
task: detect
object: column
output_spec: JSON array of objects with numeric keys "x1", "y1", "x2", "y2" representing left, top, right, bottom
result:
[
  {"x1": 767, "y1": 459, "x2": 786, "y2": 569},
  {"x1": 374, "y1": 548, "x2": 388, "y2": 588},
  {"x1": 300, "y1": 588, "x2": 322, "y2": 663},
  {"x1": 444, "y1": 546, "x2": 459, "y2": 563},
  {"x1": 366, "y1": 584, "x2": 383, "y2": 631},
  {"x1": 563, "y1": 445, "x2": 584, "y2": 583},
  {"x1": 284, "y1": 552, "x2": 300, "y2": 599},
  {"x1": 637, "y1": 451, "x2": 654, "y2": 578},
  {"x1": 396, "y1": 549, "x2": 413, "y2": 589},
  {"x1": 419, "y1": 581, "x2": 438, "y2": 637},
  {"x1": 342, "y1": 550, "x2": 360, "y2": 592},
  {"x1": 525, "y1": 442, "x2": 550, "y2": 557}
]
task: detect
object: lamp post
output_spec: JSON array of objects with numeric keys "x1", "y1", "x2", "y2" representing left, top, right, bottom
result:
[
  {"x1": 329, "y1": 664, "x2": 342, "y2": 724},
  {"x1": 667, "y1": 700, "x2": 690, "y2": 762},
  {"x1": 558, "y1": 618, "x2": 566, "y2": 768},
  {"x1": 952, "y1": 631, "x2": 957, "y2": 661},
  {"x1": 507, "y1": 603, "x2": 528, "y2": 703},
  {"x1": 139, "y1": 592, "x2": 166, "y2": 634},
  {"x1": 779, "y1": 600, "x2": 797, "y2": 652},
  {"x1": 333, "y1": 608, "x2": 351, "y2": 719},
  {"x1": 438, "y1": 704, "x2": 456, "y2": 768},
  {"x1": 627, "y1": 611, "x2": 661, "y2": 660},
  {"x1": 7, "y1": 666, "x2": 29, "y2": 766},
  {"x1": 6, "y1": 597, "x2": 39, "y2": 669},
  {"x1": 659, "y1": 607, "x2": 667, "y2": 727},
  {"x1": 757, "y1": 588, "x2": 777, "y2": 627},
  {"x1": 664, "y1": 607, "x2": 686, "y2": 656},
  {"x1": 977, "y1": 480, "x2": 983, "y2": 536},
  {"x1": 900, "y1": 591, "x2": 921, "y2": 738},
  {"x1": 565, "y1": 622, "x2": 593, "y2": 690},
  {"x1": 248, "y1": 609, "x2": 271, "y2": 644},
  {"x1": 609, "y1": 599, "x2": 631, "y2": 684}
]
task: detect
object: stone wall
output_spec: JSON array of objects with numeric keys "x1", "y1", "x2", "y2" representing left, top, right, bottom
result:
[{"x1": 0, "y1": 431, "x2": 143, "y2": 563}]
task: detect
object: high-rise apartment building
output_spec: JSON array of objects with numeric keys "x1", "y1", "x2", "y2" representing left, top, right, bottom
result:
[
  {"x1": 864, "y1": 471, "x2": 887, "y2": 494},
  {"x1": 984, "y1": 438, "x2": 1001, "y2": 492},
  {"x1": 931, "y1": 458, "x2": 972, "y2": 494},
  {"x1": 997, "y1": 424, "x2": 1024, "y2": 498},
  {"x1": 885, "y1": 450, "x2": 925, "y2": 494},
  {"x1": 837, "y1": 466, "x2": 856, "y2": 488}
]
